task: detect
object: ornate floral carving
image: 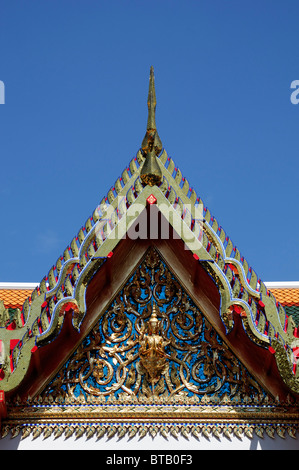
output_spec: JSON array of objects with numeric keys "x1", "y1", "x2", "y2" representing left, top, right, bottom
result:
[
  {"x1": 3, "y1": 248, "x2": 299, "y2": 441},
  {"x1": 42, "y1": 247, "x2": 264, "y2": 402}
]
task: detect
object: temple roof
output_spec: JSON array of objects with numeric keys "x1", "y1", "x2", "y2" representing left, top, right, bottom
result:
[
  {"x1": 1, "y1": 282, "x2": 298, "y2": 321},
  {"x1": 0, "y1": 284, "x2": 38, "y2": 310},
  {"x1": 0, "y1": 67, "x2": 299, "y2": 404}
]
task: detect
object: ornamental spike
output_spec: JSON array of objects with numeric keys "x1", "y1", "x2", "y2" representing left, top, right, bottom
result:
[
  {"x1": 140, "y1": 67, "x2": 162, "y2": 186},
  {"x1": 147, "y1": 65, "x2": 157, "y2": 131}
]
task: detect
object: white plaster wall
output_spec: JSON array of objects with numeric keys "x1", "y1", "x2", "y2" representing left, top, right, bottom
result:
[{"x1": 0, "y1": 432, "x2": 299, "y2": 450}]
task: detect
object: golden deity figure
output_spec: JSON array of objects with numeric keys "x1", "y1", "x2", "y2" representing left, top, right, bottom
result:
[{"x1": 139, "y1": 303, "x2": 170, "y2": 383}]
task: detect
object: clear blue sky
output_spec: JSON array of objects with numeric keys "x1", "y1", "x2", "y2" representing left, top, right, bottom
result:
[{"x1": 0, "y1": 0, "x2": 298, "y2": 283}]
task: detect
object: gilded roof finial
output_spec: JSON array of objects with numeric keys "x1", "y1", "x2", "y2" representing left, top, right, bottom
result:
[
  {"x1": 140, "y1": 66, "x2": 162, "y2": 187},
  {"x1": 146, "y1": 65, "x2": 157, "y2": 130}
]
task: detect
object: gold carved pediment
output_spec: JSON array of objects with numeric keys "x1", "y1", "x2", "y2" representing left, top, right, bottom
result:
[
  {"x1": 41, "y1": 247, "x2": 265, "y2": 402},
  {"x1": 3, "y1": 248, "x2": 299, "y2": 441}
]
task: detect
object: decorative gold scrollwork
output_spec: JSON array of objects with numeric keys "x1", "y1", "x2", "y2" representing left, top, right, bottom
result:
[{"x1": 43, "y1": 247, "x2": 265, "y2": 403}]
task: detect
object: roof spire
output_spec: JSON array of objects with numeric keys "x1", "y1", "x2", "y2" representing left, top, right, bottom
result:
[
  {"x1": 140, "y1": 66, "x2": 162, "y2": 187},
  {"x1": 146, "y1": 65, "x2": 157, "y2": 130}
]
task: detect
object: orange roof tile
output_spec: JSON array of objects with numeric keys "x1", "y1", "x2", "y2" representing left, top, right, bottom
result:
[
  {"x1": 0, "y1": 289, "x2": 34, "y2": 309},
  {"x1": 0, "y1": 287, "x2": 298, "y2": 311},
  {"x1": 269, "y1": 288, "x2": 299, "y2": 306}
]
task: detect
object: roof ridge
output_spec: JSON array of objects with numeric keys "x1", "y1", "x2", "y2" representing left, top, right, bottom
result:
[
  {"x1": 265, "y1": 282, "x2": 299, "y2": 289},
  {"x1": 0, "y1": 283, "x2": 39, "y2": 289}
]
